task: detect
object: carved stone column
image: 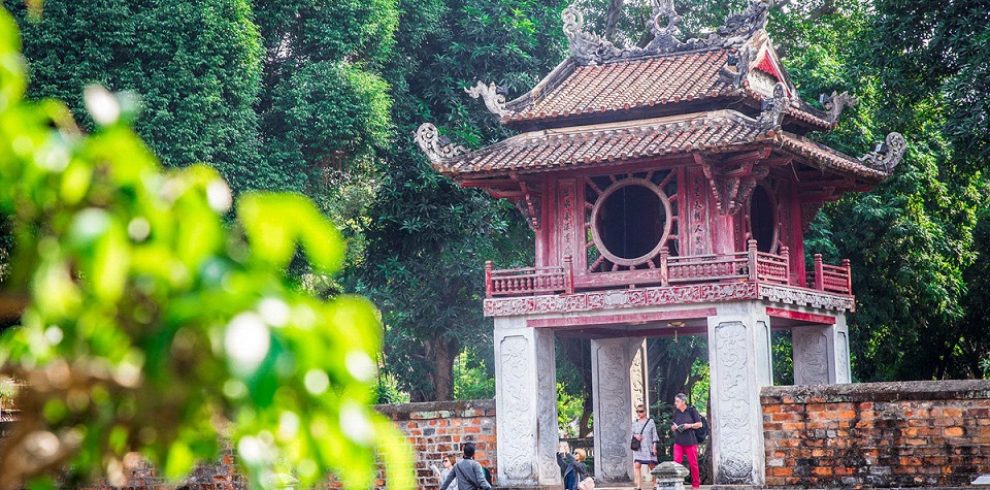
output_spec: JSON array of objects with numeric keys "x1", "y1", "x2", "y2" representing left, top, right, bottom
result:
[
  {"x1": 629, "y1": 338, "x2": 650, "y2": 420},
  {"x1": 792, "y1": 313, "x2": 851, "y2": 385},
  {"x1": 493, "y1": 317, "x2": 561, "y2": 488},
  {"x1": 591, "y1": 337, "x2": 643, "y2": 484},
  {"x1": 707, "y1": 302, "x2": 772, "y2": 486}
]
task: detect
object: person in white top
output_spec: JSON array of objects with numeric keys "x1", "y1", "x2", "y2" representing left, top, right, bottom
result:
[{"x1": 631, "y1": 404, "x2": 659, "y2": 490}]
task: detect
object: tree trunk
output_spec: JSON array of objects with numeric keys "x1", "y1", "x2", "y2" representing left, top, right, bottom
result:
[
  {"x1": 648, "y1": 337, "x2": 706, "y2": 407},
  {"x1": 426, "y1": 336, "x2": 458, "y2": 401},
  {"x1": 604, "y1": 0, "x2": 625, "y2": 39}
]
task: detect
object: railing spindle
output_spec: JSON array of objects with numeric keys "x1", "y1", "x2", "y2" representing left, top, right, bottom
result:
[
  {"x1": 813, "y1": 254, "x2": 824, "y2": 291},
  {"x1": 842, "y1": 258, "x2": 852, "y2": 295},
  {"x1": 564, "y1": 255, "x2": 574, "y2": 294},
  {"x1": 659, "y1": 247, "x2": 669, "y2": 287},
  {"x1": 485, "y1": 261, "x2": 493, "y2": 298},
  {"x1": 747, "y1": 239, "x2": 758, "y2": 281}
]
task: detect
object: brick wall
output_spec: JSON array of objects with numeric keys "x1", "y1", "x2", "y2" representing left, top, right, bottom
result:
[
  {"x1": 762, "y1": 380, "x2": 990, "y2": 488},
  {"x1": 80, "y1": 399, "x2": 496, "y2": 489},
  {"x1": 377, "y1": 399, "x2": 497, "y2": 490}
]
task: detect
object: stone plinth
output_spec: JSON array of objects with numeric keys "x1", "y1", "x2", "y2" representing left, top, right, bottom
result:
[{"x1": 652, "y1": 461, "x2": 689, "y2": 490}]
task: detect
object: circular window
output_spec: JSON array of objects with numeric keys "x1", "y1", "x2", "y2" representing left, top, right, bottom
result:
[
  {"x1": 590, "y1": 179, "x2": 672, "y2": 267},
  {"x1": 749, "y1": 185, "x2": 778, "y2": 253}
]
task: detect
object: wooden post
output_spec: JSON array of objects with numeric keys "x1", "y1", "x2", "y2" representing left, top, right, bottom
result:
[
  {"x1": 747, "y1": 239, "x2": 759, "y2": 281},
  {"x1": 485, "y1": 260, "x2": 494, "y2": 297},
  {"x1": 564, "y1": 255, "x2": 574, "y2": 294},
  {"x1": 813, "y1": 254, "x2": 824, "y2": 291},
  {"x1": 841, "y1": 258, "x2": 852, "y2": 294},
  {"x1": 659, "y1": 247, "x2": 670, "y2": 287},
  {"x1": 780, "y1": 246, "x2": 790, "y2": 285}
]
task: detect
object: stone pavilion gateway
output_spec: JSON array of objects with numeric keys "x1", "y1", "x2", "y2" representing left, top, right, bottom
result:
[{"x1": 415, "y1": 0, "x2": 905, "y2": 486}]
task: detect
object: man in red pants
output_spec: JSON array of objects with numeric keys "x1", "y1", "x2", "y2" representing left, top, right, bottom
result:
[{"x1": 670, "y1": 393, "x2": 702, "y2": 488}]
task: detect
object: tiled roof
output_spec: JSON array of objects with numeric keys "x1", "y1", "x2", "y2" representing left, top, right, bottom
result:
[
  {"x1": 499, "y1": 47, "x2": 834, "y2": 130},
  {"x1": 503, "y1": 49, "x2": 735, "y2": 122},
  {"x1": 433, "y1": 110, "x2": 884, "y2": 181}
]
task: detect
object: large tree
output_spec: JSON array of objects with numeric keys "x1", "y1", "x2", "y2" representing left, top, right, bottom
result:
[
  {"x1": 7, "y1": 0, "x2": 267, "y2": 193},
  {"x1": 354, "y1": 0, "x2": 568, "y2": 401}
]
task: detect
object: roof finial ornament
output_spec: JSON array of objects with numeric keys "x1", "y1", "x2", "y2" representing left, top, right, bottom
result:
[
  {"x1": 859, "y1": 132, "x2": 906, "y2": 174},
  {"x1": 414, "y1": 123, "x2": 468, "y2": 164},
  {"x1": 641, "y1": 0, "x2": 684, "y2": 52},
  {"x1": 819, "y1": 91, "x2": 857, "y2": 124},
  {"x1": 561, "y1": 4, "x2": 622, "y2": 65},
  {"x1": 717, "y1": 0, "x2": 772, "y2": 45},
  {"x1": 757, "y1": 82, "x2": 789, "y2": 131},
  {"x1": 465, "y1": 81, "x2": 509, "y2": 117}
]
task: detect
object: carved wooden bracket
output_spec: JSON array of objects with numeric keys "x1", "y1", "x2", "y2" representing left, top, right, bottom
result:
[
  {"x1": 694, "y1": 149, "x2": 771, "y2": 215},
  {"x1": 511, "y1": 173, "x2": 541, "y2": 231}
]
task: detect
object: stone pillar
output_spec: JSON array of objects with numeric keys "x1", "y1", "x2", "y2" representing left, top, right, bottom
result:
[
  {"x1": 591, "y1": 337, "x2": 643, "y2": 484},
  {"x1": 493, "y1": 317, "x2": 561, "y2": 488},
  {"x1": 629, "y1": 338, "x2": 649, "y2": 419},
  {"x1": 707, "y1": 302, "x2": 772, "y2": 486},
  {"x1": 792, "y1": 312, "x2": 851, "y2": 385}
]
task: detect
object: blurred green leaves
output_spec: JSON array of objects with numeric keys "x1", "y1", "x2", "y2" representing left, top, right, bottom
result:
[{"x1": 0, "y1": 7, "x2": 411, "y2": 489}]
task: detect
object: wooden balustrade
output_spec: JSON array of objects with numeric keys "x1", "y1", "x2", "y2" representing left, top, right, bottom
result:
[
  {"x1": 809, "y1": 254, "x2": 853, "y2": 295},
  {"x1": 485, "y1": 249, "x2": 853, "y2": 297},
  {"x1": 485, "y1": 256, "x2": 574, "y2": 297}
]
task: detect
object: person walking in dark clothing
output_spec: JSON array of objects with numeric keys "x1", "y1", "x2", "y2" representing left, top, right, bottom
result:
[
  {"x1": 670, "y1": 393, "x2": 702, "y2": 489},
  {"x1": 441, "y1": 443, "x2": 492, "y2": 490}
]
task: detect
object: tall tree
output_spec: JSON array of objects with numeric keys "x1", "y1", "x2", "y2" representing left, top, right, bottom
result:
[
  {"x1": 354, "y1": 0, "x2": 568, "y2": 401},
  {"x1": 7, "y1": 0, "x2": 267, "y2": 193},
  {"x1": 252, "y1": 0, "x2": 397, "y2": 193}
]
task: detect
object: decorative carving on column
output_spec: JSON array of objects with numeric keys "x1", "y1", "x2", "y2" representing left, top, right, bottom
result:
[
  {"x1": 713, "y1": 321, "x2": 754, "y2": 483},
  {"x1": 629, "y1": 339, "x2": 648, "y2": 417},
  {"x1": 560, "y1": 179, "x2": 577, "y2": 261},
  {"x1": 536, "y1": 333, "x2": 560, "y2": 482},
  {"x1": 499, "y1": 335, "x2": 535, "y2": 481},
  {"x1": 793, "y1": 329, "x2": 829, "y2": 385},
  {"x1": 594, "y1": 341, "x2": 632, "y2": 481},
  {"x1": 836, "y1": 331, "x2": 851, "y2": 383},
  {"x1": 690, "y1": 171, "x2": 711, "y2": 255}
]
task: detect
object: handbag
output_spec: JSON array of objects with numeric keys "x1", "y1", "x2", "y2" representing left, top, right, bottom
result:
[
  {"x1": 629, "y1": 417, "x2": 651, "y2": 451},
  {"x1": 577, "y1": 477, "x2": 595, "y2": 490}
]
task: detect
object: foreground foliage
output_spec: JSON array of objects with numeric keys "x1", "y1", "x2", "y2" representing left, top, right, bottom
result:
[{"x1": 0, "y1": 9, "x2": 410, "y2": 489}]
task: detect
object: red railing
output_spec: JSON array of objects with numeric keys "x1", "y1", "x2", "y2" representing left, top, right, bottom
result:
[
  {"x1": 484, "y1": 243, "x2": 851, "y2": 297},
  {"x1": 485, "y1": 256, "x2": 574, "y2": 297},
  {"x1": 809, "y1": 254, "x2": 853, "y2": 295}
]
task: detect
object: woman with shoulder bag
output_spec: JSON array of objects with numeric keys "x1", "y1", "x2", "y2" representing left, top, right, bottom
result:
[{"x1": 631, "y1": 404, "x2": 658, "y2": 490}]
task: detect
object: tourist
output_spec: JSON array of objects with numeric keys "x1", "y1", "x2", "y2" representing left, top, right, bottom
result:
[
  {"x1": 434, "y1": 455, "x2": 459, "y2": 490},
  {"x1": 440, "y1": 442, "x2": 492, "y2": 490},
  {"x1": 631, "y1": 403, "x2": 659, "y2": 490},
  {"x1": 670, "y1": 393, "x2": 702, "y2": 489},
  {"x1": 559, "y1": 448, "x2": 591, "y2": 490}
]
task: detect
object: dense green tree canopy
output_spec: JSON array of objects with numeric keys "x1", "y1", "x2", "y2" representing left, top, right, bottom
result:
[
  {"x1": 6, "y1": 0, "x2": 267, "y2": 193},
  {"x1": 3, "y1": 0, "x2": 989, "y2": 412},
  {"x1": 0, "y1": 7, "x2": 411, "y2": 488},
  {"x1": 351, "y1": 0, "x2": 569, "y2": 401}
]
